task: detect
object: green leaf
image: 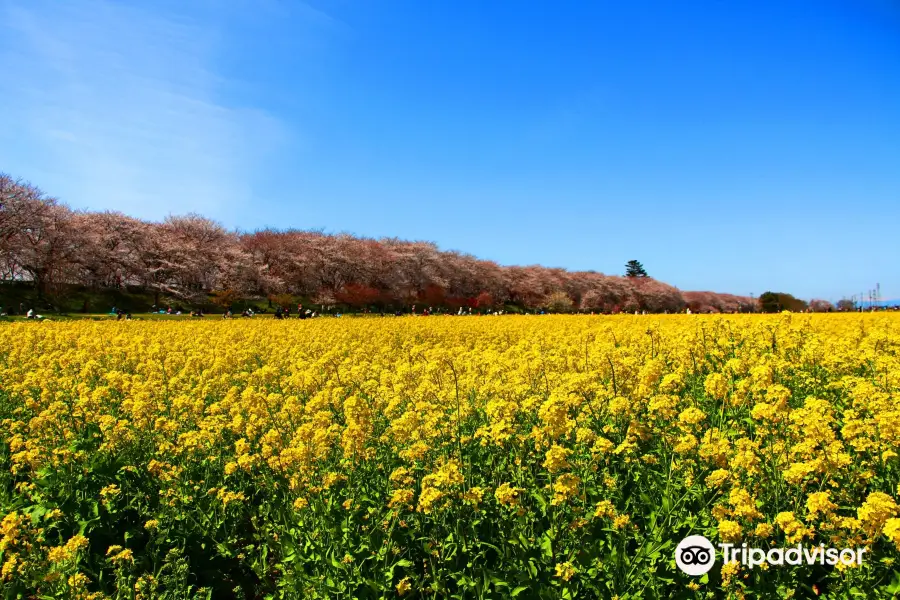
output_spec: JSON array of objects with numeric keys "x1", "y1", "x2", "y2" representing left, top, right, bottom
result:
[{"x1": 540, "y1": 532, "x2": 553, "y2": 559}]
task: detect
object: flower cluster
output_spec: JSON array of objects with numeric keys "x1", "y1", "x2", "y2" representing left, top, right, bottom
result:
[{"x1": 0, "y1": 313, "x2": 898, "y2": 597}]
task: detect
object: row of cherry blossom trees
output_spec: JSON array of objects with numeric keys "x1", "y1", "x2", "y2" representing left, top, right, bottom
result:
[{"x1": 1, "y1": 173, "x2": 755, "y2": 312}]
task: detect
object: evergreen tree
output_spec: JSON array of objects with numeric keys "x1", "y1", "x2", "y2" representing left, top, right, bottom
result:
[{"x1": 625, "y1": 260, "x2": 648, "y2": 278}]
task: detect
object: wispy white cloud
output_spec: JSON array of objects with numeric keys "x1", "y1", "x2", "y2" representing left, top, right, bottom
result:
[{"x1": 0, "y1": 0, "x2": 289, "y2": 221}]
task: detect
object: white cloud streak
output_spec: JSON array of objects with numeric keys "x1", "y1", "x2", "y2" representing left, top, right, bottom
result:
[{"x1": 0, "y1": 0, "x2": 287, "y2": 221}]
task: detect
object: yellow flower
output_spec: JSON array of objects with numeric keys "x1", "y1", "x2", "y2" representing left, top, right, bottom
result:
[
  {"x1": 674, "y1": 434, "x2": 698, "y2": 454},
  {"x1": 858, "y1": 492, "x2": 898, "y2": 535},
  {"x1": 551, "y1": 474, "x2": 581, "y2": 506},
  {"x1": 806, "y1": 492, "x2": 837, "y2": 518},
  {"x1": 543, "y1": 445, "x2": 571, "y2": 473},
  {"x1": 417, "y1": 487, "x2": 444, "y2": 515},
  {"x1": 68, "y1": 573, "x2": 90, "y2": 589},
  {"x1": 704, "y1": 373, "x2": 729, "y2": 401},
  {"x1": 718, "y1": 520, "x2": 742, "y2": 542},
  {"x1": 109, "y1": 547, "x2": 134, "y2": 564},
  {"x1": 883, "y1": 518, "x2": 900, "y2": 550},
  {"x1": 754, "y1": 522, "x2": 774, "y2": 538},
  {"x1": 750, "y1": 402, "x2": 777, "y2": 421},
  {"x1": 554, "y1": 561, "x2": 577, "y2": 582},
  {"x1": 396, "y1": 576, "x2": 412, "y2": 596},
  {"x1": 494, "y1": 483, "x2": 524, "y2": 507},
  {"x1": 461, "y1": 487, "x2": 485, "y2": 508},
  {"x1": 783, "y1": 461, "x2": 815, "y2": 485},
  {"x1": 389, "y1": 489, "x2": 415, "y2": 509},
  {"x1": 99, "y1": 484, "x2": 121, "y2": 499},
  {"x1": 775, "y1": 512, "x2": 809, "y2": 543},
  {"x1": 705, "y1": 469, "x2": 730, "y2": 488},
  {"x1": 721, "y1": 560, "x2": 740, "y2": 585},
  {"x1": 677, "y1": 407, "x2": 706, "y2": 427},
  {"x1": 729, "y1": 488, "x2": 762, "y2": 521},
  {"x1": 1, "y1": 556, "x2": 18, "y2": 580},
  {"x1": 3, "y1": 311, "x2": 900, "y2": 592}
]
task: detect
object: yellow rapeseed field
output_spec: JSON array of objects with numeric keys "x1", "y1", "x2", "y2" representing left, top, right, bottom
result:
[{"x1": 0, "y1": 314, "x2": 898, "y2": 599}]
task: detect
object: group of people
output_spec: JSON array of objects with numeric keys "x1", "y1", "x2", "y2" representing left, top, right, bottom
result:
[
  {"x1": 1, "y1": 303, "x2": 39, "y2": 318},
  {"x1": 222, "y1": 308, "x2": 258, "y2": 318},
  {"x1": 110, "y1": 307, "x2": 132, "y2": 320},
  {"x1": 273, "y1": 305, "x2": 319, "y2": 319}
]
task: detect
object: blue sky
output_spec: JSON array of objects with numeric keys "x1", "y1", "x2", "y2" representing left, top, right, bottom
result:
[{"x1": 1, "y1": 0, "x2": 898, "y2": 302}]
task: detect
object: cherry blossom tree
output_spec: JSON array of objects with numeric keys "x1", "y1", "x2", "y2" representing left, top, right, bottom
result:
[{"x1": 1, "y1": 171, "x2": 779, "y2": 314}]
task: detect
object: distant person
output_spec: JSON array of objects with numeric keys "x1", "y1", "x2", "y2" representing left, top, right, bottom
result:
[{"x1": 26, "y1": 309, "x2": 35, "y2": 319}]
